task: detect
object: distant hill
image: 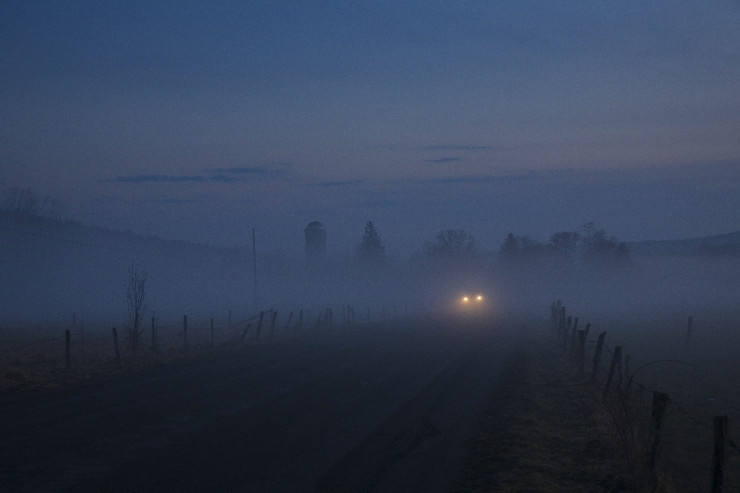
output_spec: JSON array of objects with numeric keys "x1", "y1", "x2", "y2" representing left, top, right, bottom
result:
[
  {"x1": 0, "y1": 211, "x2": 267, "y2": 323},
  {"x1": 0, "y1": 210, "x2": 376, "y2": 324},
  {"x1": 627, "y1": 230, "x2": 740, "y2": 257}
]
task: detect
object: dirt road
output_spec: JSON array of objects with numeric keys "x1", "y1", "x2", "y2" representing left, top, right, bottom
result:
[{"x1": 0, "y1": 317, "x2": 518, "y2": 492}]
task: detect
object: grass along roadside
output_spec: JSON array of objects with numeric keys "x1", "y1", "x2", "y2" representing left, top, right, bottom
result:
[{"x1": 456, "y1": 335, "x2": 632, "y2": 492}]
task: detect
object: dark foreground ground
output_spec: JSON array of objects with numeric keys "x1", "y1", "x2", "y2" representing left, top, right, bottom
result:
[{"x1": 1, "y1": 316, "x2": 520, "y2": 492}]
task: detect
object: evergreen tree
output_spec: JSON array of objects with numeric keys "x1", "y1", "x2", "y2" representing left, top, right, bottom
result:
[{"x1": 359, "y1": 221, "x2": 385, "y2": 269}]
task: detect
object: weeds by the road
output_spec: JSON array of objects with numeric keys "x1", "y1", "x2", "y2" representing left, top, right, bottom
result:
[{"x1": 457, "y1": 336, "x2": 631, "y2": 492}]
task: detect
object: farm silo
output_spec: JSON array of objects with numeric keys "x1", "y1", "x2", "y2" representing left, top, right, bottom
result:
[{"x1": 305, "y1": 221, "x2": 326, "y2": 266}]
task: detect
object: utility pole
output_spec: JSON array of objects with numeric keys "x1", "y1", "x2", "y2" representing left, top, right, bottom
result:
[{"x1": 252, "y1": 228, "x2": 258, "y2": 313}]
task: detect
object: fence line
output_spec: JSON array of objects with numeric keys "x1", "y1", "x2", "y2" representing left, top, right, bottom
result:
[{"x1": 550, "y1": 300, "x2": 737, "y2": 492}]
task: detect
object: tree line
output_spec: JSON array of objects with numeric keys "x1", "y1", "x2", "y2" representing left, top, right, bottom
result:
[
  {"x1": 2, "y1": 187, "x2": 63, "y2": 221},
  {"x1": 355, "y1": 220, "x2": 630, "y2": 270}
]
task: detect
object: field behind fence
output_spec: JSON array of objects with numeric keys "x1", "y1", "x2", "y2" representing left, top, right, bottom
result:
[
  {"x1": 0, "y1": 304, "x2": 378, "y2": 393},
  {"x1": 553, "y1": 301, "x2": 740, "y2": 492}
]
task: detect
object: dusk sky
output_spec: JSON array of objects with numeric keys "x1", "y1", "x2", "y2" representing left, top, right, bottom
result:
[{"x1": 2, "y1": 1, "x2": 739, "y2": 257}]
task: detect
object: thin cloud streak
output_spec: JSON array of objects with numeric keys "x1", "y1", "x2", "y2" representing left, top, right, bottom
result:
[
  {"x1": 423, "y1": 174, "x2": 533, "y2": 185},
  {"x1": 106, "y1": 165, "x2": 293, "y2": 185},
  {"x1": 108, "y1": 175, "x2": 208, "y2": 184},
  {"x1": 157, "y1": 198, "x2": 200, "y2": 204},
  {"x1": 418, "y1": 145, "x2": 494, "y2": 151},
  {"x1": 211, "y1": 165, "x2": 292, "y2": 177},
  {"x1": 313, "y1": 179, "x2": 365, "y2": 188}
]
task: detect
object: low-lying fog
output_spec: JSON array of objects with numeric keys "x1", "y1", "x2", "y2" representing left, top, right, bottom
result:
[{"x1": 3, "y1": 212, "x2": 740, "y2": 330}]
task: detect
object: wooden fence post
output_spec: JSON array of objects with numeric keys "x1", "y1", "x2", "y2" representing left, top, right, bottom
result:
[
  {"x1": 646, "y1": 391, "x2": 670, "y2": 484},
  {"x1": 65, "y1": 329, "x2": 71, "y2": 370},
  {"x1": 564, "y1": 315, "x2": 572, "y2": 352},
  {"x1": 256, "y1": 311, "x2": 264, "y2": 338},
  {"x1": 560, "y1": 307, "x2": 567, "y2": 350},
  {"x1": 569, "y1": 317, "x2": 579, "y2": 358},
  {"x1": 603, "y1": 345, "x2": 623, "y2": 401},
  {"x1": 577, "y1": 329, "x2": 586, "y2": 376},
  {"x1": 112, "y1": 327, "x2": 120, "y2": 363},
  {"x1": 285, "y1": 312, "x2": 293, "y2": 335},
  {"x1": 592, "y1": 332, "x2": 606, "y2": 382},
  {"x1": 711, "y1": 415, "x2": 729, "y2": 493},
  {"x1": 550, "y1": 301, "x2": 558, "y2": 331},
  {"x1": 240, "y1": 322, "x2": 251, "y2": 342}
]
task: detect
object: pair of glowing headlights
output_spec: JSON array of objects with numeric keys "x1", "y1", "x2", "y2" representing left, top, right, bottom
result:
[{"x1": 460, "y1": 294, "x2": 484, "y2": 303}]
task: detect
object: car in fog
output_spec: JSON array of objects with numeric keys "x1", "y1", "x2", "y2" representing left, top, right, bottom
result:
[{"x1": 455, "y1": 292, "x2": 487, "y2": 313}]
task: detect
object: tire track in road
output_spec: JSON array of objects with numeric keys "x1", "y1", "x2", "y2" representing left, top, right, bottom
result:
[{"x1": 315, "y1": 323, "x2": 512, "y2": 492}]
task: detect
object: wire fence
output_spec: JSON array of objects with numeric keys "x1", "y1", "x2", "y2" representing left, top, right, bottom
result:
[
  {"x1": 0, "y1": 303, "x2": 397, "y2": 392},
  {"x1": 551, "y1": 300, "x2": 740, "y2": 492}
]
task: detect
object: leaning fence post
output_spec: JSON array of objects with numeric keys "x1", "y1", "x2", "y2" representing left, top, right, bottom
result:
[
  {"x1": 563, "y1": 315, "x2": 572, "y2": 352},
  {"x1": 65, "y1": 329, "x2": 71, "y2": 370},
  {"x1": 577, "y1": 329, "x2": 586, "y2": 376},
  {"x1": 112, "y1": 327, "x2": 120, "y2": 363},
  {"x1": 240, "y1": 322, "x2": 251, "y2": 342},
  {"x1": 603, "y1": 345, "x2": 623, "y2": 400},
  {"x1": 569, "y1": 317, "x2": 579, "y2": 357},
  {"x1": 592, "y1": 332, "x2": 606, "y2": 382},
  {"x1": 256, "y1": 311, "x2": 264, "y2": 338},
  {"x1": 646, "y1": 391, "x2": 670, "y2": 485},
  {"x1": 712, "y1": 415, "x2": 729, "y2": 493}
]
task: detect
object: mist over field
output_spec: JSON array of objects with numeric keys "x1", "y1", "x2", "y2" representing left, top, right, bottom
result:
[
  {"x1": 2, "y1": 3, "x2": 740, "y2": 490},
  {"x1": 3, "y1": 208, "x2": 740, "y2": 329}
]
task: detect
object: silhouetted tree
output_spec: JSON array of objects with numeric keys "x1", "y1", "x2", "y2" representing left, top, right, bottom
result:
[
  {"x1": 580, "y1": 222, "x2": 630, "y2": 263},
  {"x1": 425, "y1": 229, "x2": 476, "y2": 259},
  {"x1": 3, "y1": 187, "x2": 37, "y2": 216},
  {"x1": 497, "y1": 224, "x2": 630, "y2": 265},
  {"x1": 125, "y1": 264, "x2": 147, "y2": 355},
  {"x1": 519, "y1": 236, "x2": 545, "y2": 255},
  {"x1": 2, "y1": 187, "x2": 63, "y2": 220},
  {"x1": 498, "y1": 233, "x2": 544, "y2": 259},
  {"x1": 358, "y1": 221, "x2": 385, "y2": 270},
  {"x1": 499, "y1": 233, "x2": 519, "y2": 257},
  {"x1": 550, "y1": 230, "x2": 581, "y2": 258}
]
